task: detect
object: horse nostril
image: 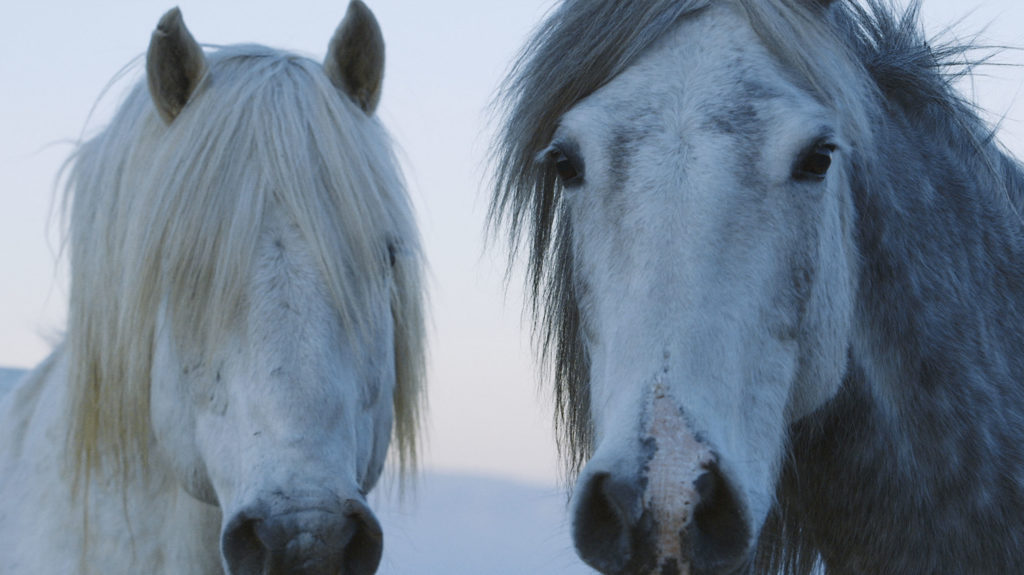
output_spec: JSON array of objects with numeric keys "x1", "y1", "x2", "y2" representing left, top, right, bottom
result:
[
  {"x1": 573, "y1": 472, "x2": 638, "y2": 573},
  {"x1": 342, "y1": 500, "x2": 384, "y2": 575},
  {"x1": 221, "y1": 500, "x2": 383, "y2": 575},
  {"x1": 222, "y1": 514, "x2": 268, "y2": 575},
  {"x1": 692, "y1": 464, "x2": 750, "y2": 571}
]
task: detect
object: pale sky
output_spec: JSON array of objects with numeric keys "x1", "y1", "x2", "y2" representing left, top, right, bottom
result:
[{"x1": 2, "y1": 0, "x2": 1023, "y2": 487}]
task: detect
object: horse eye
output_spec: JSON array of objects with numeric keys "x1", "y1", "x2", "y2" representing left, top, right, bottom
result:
[
  {"x1": 550, "y1": 146, "x2": 584, "y2": 186},
  {"x1": 793, "y1": 143, "x2": 836, "y2": 181},
  {"x1": 387, "y1": 243, "x2": 396, "y2": 267}
]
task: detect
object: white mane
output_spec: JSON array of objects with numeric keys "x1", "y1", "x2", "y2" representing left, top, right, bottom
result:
[{"x1": 63, "y1": 44, "x2": 425, "y2": 487}]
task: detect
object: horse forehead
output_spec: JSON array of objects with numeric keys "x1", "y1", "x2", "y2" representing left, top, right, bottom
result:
[
  {"x1": 246, "y1": 215, "x2": 337, "y2": 347},
  {"x1": 252, "y1": 211, "x2": 327, "y2": 293},
  {"x1": 248, "y1": 209, "x2": 388, "y2": 350},
  {"x1": 578, "y1": 5, "x2": 790, "y2": 139}
]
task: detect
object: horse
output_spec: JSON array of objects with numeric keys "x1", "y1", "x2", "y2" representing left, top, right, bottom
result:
[
  {"x1": 0, "y1": 2, "x2": 425, "y2": 574},
  {"x1": 491, "y1": 0, "x2": 1024, "y2": 573}
]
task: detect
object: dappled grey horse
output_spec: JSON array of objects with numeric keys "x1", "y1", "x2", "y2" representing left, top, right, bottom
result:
[{"x1": 492, "y1": 0, "x2": 1024, "y2": 573}]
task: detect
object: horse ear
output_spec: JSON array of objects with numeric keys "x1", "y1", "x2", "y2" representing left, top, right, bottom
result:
[
  {"x1": 147, "y1": 7, "x2": 207, "y2": 124},
  {"x1": 324, "y1": 0, "x2": 385, "y2": 115}
]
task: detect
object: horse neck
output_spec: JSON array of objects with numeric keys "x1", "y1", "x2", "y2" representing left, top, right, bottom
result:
[
  {"x1": 78, "y1": 384, "x2": 223, "y2": 573},
  {"x1": 849, "y1": 92, "x2": 1024, "y2": 411},
  {"x1": 14, "y1": 347, "x2": 222, "y2": 573},
  {"x1": 769, "y1": 90, "x2": 1024, "y2": 573}
]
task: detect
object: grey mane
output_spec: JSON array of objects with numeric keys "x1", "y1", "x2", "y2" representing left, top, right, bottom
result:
[
  {"x1": 761, "y1": 3, "x2": 1024, "y2": 574},
  {"x1": 492, "y1": 0, "x2": 1024, "y2": 573}
]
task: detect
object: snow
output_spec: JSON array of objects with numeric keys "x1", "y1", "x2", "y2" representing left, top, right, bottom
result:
[
  {"x1": 0, "y1": 368, "x2": 25, "y2": 397},
  {"x1": 374, "y1": 473, "x2": 593, "y2": 574}
]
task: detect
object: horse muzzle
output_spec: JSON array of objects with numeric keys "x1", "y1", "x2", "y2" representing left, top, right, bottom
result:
[
  {"x1": 571, "y1": 386, "x2": 752, "y2": 574},
  {"x1": 221, "y1": 491, "x2": 382, "y2": 575}
]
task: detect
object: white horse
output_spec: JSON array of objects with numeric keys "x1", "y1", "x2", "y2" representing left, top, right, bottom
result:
[{"x1": 0, "y1": 2, "x2": 425, "y2": 574}]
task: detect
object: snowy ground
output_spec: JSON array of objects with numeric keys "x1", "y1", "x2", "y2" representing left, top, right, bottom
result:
[
  {"x1": 0, "y1": 368, "x2": 23, "y2": 397},
  {"x1": 0, "y1": 367, "x2": 593, "y2": 573},
  {"x1": 374, "y1": 473, "x2": 592, "y2": 574}
]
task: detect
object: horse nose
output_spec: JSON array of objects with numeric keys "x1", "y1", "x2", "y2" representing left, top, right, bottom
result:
[
  {"x1": 572, "y1": 460, "x2": 749, "y2": 574},
  {"x1": 222, "y1": 498, "x2": 383, "y2": 575}
]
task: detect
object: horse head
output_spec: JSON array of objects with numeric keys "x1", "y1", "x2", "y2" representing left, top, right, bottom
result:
[{"x1": 493, "y1": 1, "x2": 871, "y2": 572}]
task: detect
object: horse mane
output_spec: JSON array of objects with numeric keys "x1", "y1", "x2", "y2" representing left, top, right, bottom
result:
[
  {"x1": 492, "y1": 0, "x2": 1018, "y2": 571},
  {"x1": 64, "y1": 44, "x2": 425, "y2": 490},
  {"x1": 759, "y1": 2, "x2": 1024, "y2": 573}
]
